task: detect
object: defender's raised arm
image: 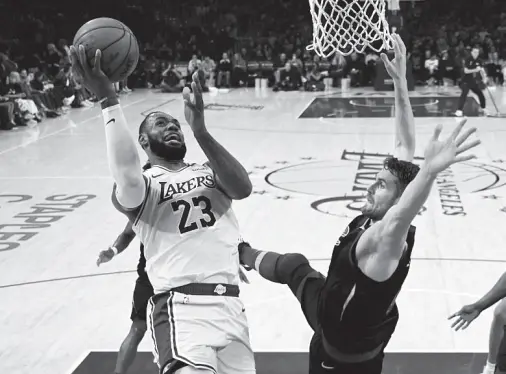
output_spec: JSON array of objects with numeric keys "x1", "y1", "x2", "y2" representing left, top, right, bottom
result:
[{"x1": 381, "y1": 33, "x2": 416, "y2": 162}]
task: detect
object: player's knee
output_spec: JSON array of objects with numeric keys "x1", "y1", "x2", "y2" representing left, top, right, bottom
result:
[
  {"x1": 494, "y1": 300, "x2": 506, "y2": 323},
  {"x1": 130, "y1": 319, "x2": 148, "y2": 339},
  {"x1": 275, "y1": 253, "x2": 310, "y2": 284}
]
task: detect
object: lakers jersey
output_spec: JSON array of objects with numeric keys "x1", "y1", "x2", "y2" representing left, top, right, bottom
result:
[{"x1": 131, "y1": 163, "x2": 242, "y2": 294}]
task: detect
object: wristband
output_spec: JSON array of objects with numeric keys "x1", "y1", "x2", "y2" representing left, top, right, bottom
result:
[
  {"x1": 110, "y1": 246, "x2": 119, "y2": 256},
  {"x1": 102, "y1": 103, "x2": 122, "y2": 125},
  {"x1": 100, "y1": 96, "x2": 120, "y2": 110}
]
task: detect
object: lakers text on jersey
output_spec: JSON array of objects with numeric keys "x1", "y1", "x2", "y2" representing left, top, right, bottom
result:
[{"x1": 132, "y1": 163, "x2": 242, "y2": 294}]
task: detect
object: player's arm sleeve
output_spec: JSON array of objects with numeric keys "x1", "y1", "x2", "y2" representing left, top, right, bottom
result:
[
  {"x1": 102, "y1": 103, "x2": 146, "y2": 209},
  {"x1": 195, "y1": 131, "x2": 252, "y2": 200},
  {"x1": 111, "y1": 175, "x2": 150, "y2": 222},
  {"x1": 357, "y1": 167, "x2": 436, "y2": 260}
]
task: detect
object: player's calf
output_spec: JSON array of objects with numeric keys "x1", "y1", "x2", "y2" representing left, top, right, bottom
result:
[
  {"x1": 481, "y1": 300, "x2": 506, "y2": 374},
  {"x1": 238, "y1": 241, "x2": 316, "y2": 290},
  {"x1": 115, "y1": 320, "x2": 148, "y2": 374},
  {"x1": 131, "y1": 319, "x2": 148, "y2": 341},
  {"x1": 498, "y1": 335, "x2": 506, "y2": 374}
]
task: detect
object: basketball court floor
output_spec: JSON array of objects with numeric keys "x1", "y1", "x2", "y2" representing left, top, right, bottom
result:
[{"x1": 2, "y1": 84, "x2": 506, "y2": 374}]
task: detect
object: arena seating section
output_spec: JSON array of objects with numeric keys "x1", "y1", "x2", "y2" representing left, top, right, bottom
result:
[{"x1": 0, "y1": 0, "x2": 505, "y2": 129}]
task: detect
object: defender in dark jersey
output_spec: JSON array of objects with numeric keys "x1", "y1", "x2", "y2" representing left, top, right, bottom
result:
[
  {"x1": 239, "y1": 34, "x2": 481, "y2": 374},
  {"x1": 95, "y1": 163, "x2": 154, "y2": 374}
]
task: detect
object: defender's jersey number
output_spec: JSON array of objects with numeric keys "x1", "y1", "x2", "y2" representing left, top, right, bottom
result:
[{"x1": 171, "y1": 196, "x2": 216, "y2": 234}]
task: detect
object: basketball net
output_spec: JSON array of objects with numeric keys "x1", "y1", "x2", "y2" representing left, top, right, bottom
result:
[{"x1": 307, "y1": 0, "x2": 396, "y2": 57}]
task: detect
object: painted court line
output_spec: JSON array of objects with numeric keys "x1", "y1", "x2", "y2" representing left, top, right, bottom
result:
[
  {"x1": 254, "y1": 347, "x2": 489, "y2": 353},
  {"x1": 140, "y1": 98, "x2": 176, "y2": 116},
  {"x1": 0, "y1": 126, "x2": 71, "y2": 156},
  {"x1": 0, "y1": 98, "x2": 146, "y2": 156},
  {"x1": 64, "y1": 350, "x2": 91, "y2": 374},
  {"x1": 80, "y1": 347, "x2": 488, "y2": 354},
  {"x1": 296, "y1": 97, "x2": 317, "y2": 119},
  {"x1": 0, "y1": 176, "x2": 112, "y2": 180}
]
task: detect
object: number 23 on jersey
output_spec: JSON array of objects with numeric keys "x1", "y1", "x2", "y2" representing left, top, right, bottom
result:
[{"x1": 171, "y1": 195, "x2": 216, "y2": 234}]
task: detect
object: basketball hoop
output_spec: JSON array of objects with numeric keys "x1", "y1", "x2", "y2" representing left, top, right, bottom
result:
[{"x1": 307, "y1": 0, "x2": 395, "y2": 57}]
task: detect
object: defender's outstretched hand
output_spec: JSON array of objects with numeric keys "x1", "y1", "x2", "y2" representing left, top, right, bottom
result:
[
  {"x1": 423, "y1": 119, "x2": 481, "y2": 175},
  {"x1": 96, "y1": 248, "x2": 115, "y2": 266},
  {"x1": 380, "y1": 33, "x2": 407, "y2": 81},
  {"x1": 183, "y1": 72, "x2": 206, "y2": 135},
  {"x1": 69, "y1": 45, "x2": 113, "y2": 98},
  {"x1": 448, "y1": 304, "x2": 482, "y2": 331}
]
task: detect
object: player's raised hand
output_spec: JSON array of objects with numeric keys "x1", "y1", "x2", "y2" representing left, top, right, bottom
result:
[
  {"x1": 182, "y1": 71, "x2": 206, "y2": 135},
  {"x1": 69, "y1": 45, "x2": 114, "y2": 98},
  {"x1": 423, "y1": 119, "x2": 480, "y2": 176},
  {"x1": 380, "y1": 33, "x2": 407, "y2": 81},
  {"x1": 96, "y1": 248, "x2": 115, "y2": 266},
  {"x1": 448, "y1": 304, "x2": 482, "y2": 331}
]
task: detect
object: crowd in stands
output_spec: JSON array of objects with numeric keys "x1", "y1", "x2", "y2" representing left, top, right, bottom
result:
[{"x1": 1, "y1": 0, "x2": 506, "y2": 130}]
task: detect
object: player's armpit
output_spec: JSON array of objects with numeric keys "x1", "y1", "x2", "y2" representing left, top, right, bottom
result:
[
  {"x1": 362, "y1": 166, "x2": 435, "y2": 262},
  {"x1": 357, "y1": 220, "x2": 407, "y2": 263}
]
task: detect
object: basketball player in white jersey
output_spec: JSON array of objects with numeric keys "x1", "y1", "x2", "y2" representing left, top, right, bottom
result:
[{"x1": 70, "y1": 46, "x2": 255, "y2": 374}]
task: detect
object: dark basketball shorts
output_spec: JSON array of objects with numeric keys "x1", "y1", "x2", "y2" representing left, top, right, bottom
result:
[
  {"x1": 289, "y1": 259, "x2": 385, "y2": 374},
  {"x1": 130, "y1": 277, "x2": 154, "y2": 322},
  {"x1": 309, "y1": 333, "x2": 384, "y2": 374},
  {"x1": 496, "y1": 325, "x2": 506, "y2": 372},
  {"x1": 146, "y1": 284, "x2": 255, "y2": 374}
]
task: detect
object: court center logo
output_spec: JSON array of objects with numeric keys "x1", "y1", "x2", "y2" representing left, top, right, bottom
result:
[{"x1": 264, "y1": 150, "x2": 506, "y2": 218}]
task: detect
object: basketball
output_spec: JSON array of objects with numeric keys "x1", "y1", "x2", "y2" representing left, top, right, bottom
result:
[{"x1": 73, "y1": 18, "x2": 139, "y2": 83}]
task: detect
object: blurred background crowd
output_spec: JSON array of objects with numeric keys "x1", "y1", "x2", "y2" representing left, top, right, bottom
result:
[{"x1": 0, "y1": 0, "x2": 505, "y2": 130}]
